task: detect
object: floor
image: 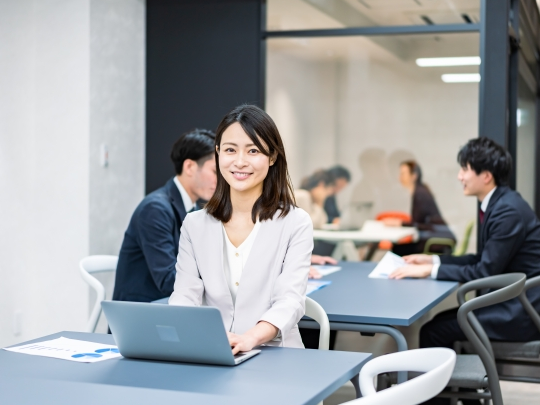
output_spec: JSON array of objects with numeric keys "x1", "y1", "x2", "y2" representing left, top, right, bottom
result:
[{"x1": 323, "y1": 380, "x2": 540, "y2": 404}]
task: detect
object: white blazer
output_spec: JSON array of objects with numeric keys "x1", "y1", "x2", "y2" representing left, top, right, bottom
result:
[{"x1": 169, "y1": 207, "x2": 313, "y2": 348}]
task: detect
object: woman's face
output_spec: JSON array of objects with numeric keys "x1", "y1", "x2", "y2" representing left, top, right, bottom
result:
[
  {"x1": 311, "y1": 182, "x2": 332, "y2": 205},
  {"x1": 218, "y1": 122, "x2": 273, "y2": 195},
  {"x1": 399, "y1": 164, "x2": 416, "y2": 188}
]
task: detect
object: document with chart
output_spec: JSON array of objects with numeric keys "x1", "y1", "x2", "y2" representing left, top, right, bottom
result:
[
  {"x1": 3, "y1": 337, "x2": 122, "y2": 363},
  {"x1": 368, "y1": 251, "x2": 405, "y2": 279}
]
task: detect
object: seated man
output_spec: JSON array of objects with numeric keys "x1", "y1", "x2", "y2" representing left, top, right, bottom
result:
[
  {"x1": 113, "y1": 129, "x2": 216, "y2": 303},
  {"x1": 324, "y1": 165, "x2": 351, "y2": 224},
  {"x1": 390, "y1": 137, "x2": 540, "y2": 350}
]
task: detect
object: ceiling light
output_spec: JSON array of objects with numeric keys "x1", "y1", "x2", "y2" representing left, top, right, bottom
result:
[
  {"x1": 416, "y1": 57, "x2": 481, "y2": 67},
  {"x1": 441, "y1": 74, "x2": 481, "y2": 83}
]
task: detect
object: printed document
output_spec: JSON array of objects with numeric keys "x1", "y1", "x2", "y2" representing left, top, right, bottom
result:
[
  {"x1": 368, "y1": 251, "x2": 405, "y2": 279},
  {"x1": 3, "y1": 337, "x2": 122, "y2": 363},
  {"x1": 307, "y1": 280, "x2": 332, "y2": 295},
  {"x1": 311, "y1": 265, "x2": 341, "y2": 276}
]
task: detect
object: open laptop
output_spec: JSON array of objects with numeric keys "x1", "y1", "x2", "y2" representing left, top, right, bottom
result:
[{"x1": 101, "y1": 301, "x2": 260, "y2": 366}]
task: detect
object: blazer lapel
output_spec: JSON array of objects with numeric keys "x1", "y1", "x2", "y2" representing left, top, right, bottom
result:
[
  {"x1": 208, "y1": 217, "x2": 235, "y2": 310},
  {"x1": 165, "y1": 178, "x2": 188, "y2": 222},
  {"x1": 480, "y1": 187, "x2": 507, "y2": 250}
]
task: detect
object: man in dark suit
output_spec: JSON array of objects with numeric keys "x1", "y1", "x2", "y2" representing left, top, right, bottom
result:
[
  {"x1": 112, "y1": 129, "x2": 216, "y2": 303},
  {"x1": 390, "y1": 137, "x2": 540, "y2": 347},
  {"x1": 324, "y1": 165, "x2": 351, "y2": 224}
]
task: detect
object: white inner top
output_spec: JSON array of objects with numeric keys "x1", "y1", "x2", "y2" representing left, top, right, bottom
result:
[
  {"x1": 173, "y1": 176, "x2": 196, "y2": 212},
  {"x1": 222, "y1": 220, "x2": 261, "y2": 305}
]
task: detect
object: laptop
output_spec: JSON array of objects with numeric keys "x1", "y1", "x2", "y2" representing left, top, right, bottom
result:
[{"x1": 101, "y1": 301, "x2": 260, "y2": 366}]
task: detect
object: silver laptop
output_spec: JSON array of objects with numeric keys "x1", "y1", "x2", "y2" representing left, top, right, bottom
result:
[{"x1": 101, "y1": 301, "x2": 260, "y2": 366}]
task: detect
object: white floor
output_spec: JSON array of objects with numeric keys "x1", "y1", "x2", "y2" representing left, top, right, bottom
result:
[{"x1": 323, "y1": 380, "x2": 540, "y2": 404}]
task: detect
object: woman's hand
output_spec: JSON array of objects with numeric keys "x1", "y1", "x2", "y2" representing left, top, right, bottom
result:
[
  {"x1": 227, "y1": 321, "x2": 279, "y2": 355},
  {"x1": 309, "y1": 266, "x2": 322, "y2": 279},
  {"x1": 227, "y1": 332, "x2": 258, "y2": 355}
]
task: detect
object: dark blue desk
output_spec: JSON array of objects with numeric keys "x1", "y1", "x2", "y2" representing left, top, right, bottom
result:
[
  {"x1": 301, "y1": 261, "x2": 459, "y2": 382},
  {"x1": 1, "y1": 331, "x2": 371, "y2": 405}
]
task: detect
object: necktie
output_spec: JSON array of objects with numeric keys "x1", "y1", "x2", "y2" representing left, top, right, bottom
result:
[{"x1": 479, "y1": 208, "x2": 485, "y2": 224}]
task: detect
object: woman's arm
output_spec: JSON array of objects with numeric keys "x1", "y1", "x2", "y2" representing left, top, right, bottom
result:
[
  {"x1": 168, "y1": 215, "x2": 204, "y2": 306},
  {"x1": 227, "y1": 321, "x2": 278, "y2": 354},
  {"x1": 258, "y1": 209, "x2": 313, "y2": 339}
]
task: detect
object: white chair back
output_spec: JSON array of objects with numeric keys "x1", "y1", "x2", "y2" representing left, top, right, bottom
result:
[
  {"x1": 305, "y1": 297, "x2": 330, "y2": 350},
  {"x1": 79, "y1": 255, "x2": 118, "y2": 333},
  {"x1": 344, "y1": 348, "x2": 456, "y2": 405}
]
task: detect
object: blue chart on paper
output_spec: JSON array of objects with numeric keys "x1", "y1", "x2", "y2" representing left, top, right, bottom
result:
[
  {"x1": 71, "y1": 353, "x2": 102, "y2": 359},
  {"x1": 95, "y1": 348, "x2": 119, "y2": 354}
]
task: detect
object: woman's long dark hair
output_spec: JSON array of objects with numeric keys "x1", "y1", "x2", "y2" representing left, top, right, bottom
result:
[
  {"x1": 206, "y1": 105, "x2": 296, "y2": 223},
  {"x1": 401, "y1": 160, "x2": 430, "y2": 191}
]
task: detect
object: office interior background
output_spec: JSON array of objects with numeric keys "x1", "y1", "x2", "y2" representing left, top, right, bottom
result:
[{"x1": 1, "y1": 0, "x2": 539, "y2": 359}]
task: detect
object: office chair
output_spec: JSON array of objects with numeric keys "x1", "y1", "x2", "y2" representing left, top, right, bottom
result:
[
  {"x1": 457, "y1": 274, "x2": 540, "y2": 384},
  {"x1": 305, "y1": 297, "x2": 330, "y2": 350},
  {"x1": 341, "y1": 348, "x2": 456, "y2": 404},
  {"x1": 79, "y1": 255, "x2": 118, "y2": 333}
]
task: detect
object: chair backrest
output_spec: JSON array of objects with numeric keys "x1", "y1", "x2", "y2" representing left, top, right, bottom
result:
[
  {"x1": 79, "y1": 255, "x2": 118, "y2": 333},
  {"x1": 305, "y1": 297, "x2": 330, "y2": 350},
  {"x1": 344, "y1": 348, "x2": 456, "y2": 404},
  {"x1": 454, "y1": 220, "x2": 475, "y2": 256},
  {"x1": 518, "y1": 274, "x2": 540, "y2": 333},
  {"x1": 456, "y1": 273, "x2": 526, "y2": 405}
]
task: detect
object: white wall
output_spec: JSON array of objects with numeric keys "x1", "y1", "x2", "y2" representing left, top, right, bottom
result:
[
  {"x1": 0, "y1": 0, "x2": 145, "y2": 347},
  {"x1": 267, "y1": 35, "x2": 478, "y2": 248}
]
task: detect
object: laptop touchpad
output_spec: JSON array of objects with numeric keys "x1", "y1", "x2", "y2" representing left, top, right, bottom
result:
[{"x1": 156, "y1": 325, "x2": 180, "y2": 342}]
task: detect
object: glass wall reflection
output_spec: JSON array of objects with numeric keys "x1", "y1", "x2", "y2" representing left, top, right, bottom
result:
[{"x1": 267, "y1": 32, "x2": 480, "y2": 252}]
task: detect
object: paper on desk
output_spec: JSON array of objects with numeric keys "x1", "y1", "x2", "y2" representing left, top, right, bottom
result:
[
  {"x1": 307, "y1": 280, "x2": 332, "y2": 295},
  {"x1": 3, "y1": 337, "x2": 122, "y2": 363},
  {"x1": 368, "y1": 251, "x2": 405, "y2": 279},
  {"x1": 311, "y1": 265, "x2": 341, "y2": 276}
]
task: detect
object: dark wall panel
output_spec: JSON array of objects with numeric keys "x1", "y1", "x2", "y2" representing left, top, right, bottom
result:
[{"x1": 146, "y1": 0, "x2": 263, "y2": 193}]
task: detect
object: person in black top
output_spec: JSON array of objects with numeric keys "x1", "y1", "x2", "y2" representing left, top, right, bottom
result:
[
  {"x1": 390, "y1": 137, "x2": 540, "y2": 405},
  {"x1": 390, "y1": 160, "x2": 455, "y2": 255},
  {"x1": 324, "y1": 165, "x2": 351, "y2": 224}
]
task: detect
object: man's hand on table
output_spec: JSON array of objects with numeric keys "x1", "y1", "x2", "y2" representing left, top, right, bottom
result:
[
  {"x1": 389, "y1": 254, "x2": 433, "y2": 280},
  {"x1": 309, "y1": 255, "x2": 338, "y2": 279}
]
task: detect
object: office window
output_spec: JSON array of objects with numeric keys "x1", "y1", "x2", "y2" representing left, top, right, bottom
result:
[
  {"x1": 267, "y1": 0, "x2": 481, "y2": 31},
  {"x1": 516, "y1": 75, "x2": 537, "y2": 209},
  {"x1": 266, "y1": 32, "x2": 480, "y2": 249}
]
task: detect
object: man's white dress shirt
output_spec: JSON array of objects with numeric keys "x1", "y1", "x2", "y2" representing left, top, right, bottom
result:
[
  {"x1": 173, "y1": 176, "x2": 196, "y2": 212},
  {"x1": 431, "y1": 187, "x2": 497, "y2": 278}
]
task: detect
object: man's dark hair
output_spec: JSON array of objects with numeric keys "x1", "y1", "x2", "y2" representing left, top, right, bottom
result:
[
  {"x1": 457, "y1": 137, "x2": 512, "y2": 186},
  {"x1": 327, "y1": 165, "x2": 351, "y2": 182},
  {"x1": 300, "y1": 169, "x2": 334, "y2": 191},
  {"x1": 170, "y1": 129, "x2": 216, "y2": 175}
]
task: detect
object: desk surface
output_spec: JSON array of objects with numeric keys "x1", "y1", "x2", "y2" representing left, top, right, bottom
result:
[
  {"x1": 1, "y1": 331, "x2": 371, "y2": 405},
  {"x1": 308, "y1": 262, "x2": 459, "y2": 326}
]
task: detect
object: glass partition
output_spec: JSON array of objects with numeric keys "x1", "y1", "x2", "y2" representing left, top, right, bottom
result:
[
  {"x1": 267, "y1": 32, "x2": 480, "y2": 250},
  {"x1": 267, "y1": 0, "x2": 481, "y2": 31}
]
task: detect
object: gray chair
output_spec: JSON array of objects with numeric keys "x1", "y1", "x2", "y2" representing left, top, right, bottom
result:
[
  {"x1": 437, "y1": 273, "x2": 526, "y2": 405},
  {"x1": 380, "y1": 273, "x2": 526, "y2": 405},
  {"x1": 458, "y1": 274, "x2": 540, "y2": 384}
]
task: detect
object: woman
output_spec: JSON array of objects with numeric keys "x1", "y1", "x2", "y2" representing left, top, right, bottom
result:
[
  {"x1": 169, "y1": 105, "x2": 313, "y2": 352},
  {"x1": 295, "y1": 170, "x2": 334, "y2": 229},
  {"x1": 391, "y1": 160, "x2": 455, "y2": 256}
]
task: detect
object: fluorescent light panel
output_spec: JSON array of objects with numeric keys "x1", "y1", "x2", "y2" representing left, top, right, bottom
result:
[
  {"x1": 416, "y1": 57, "x2": 481, "y2": 67},
  {"x1": 441, "y1": 74, "x2": 481, "y2": 83}
]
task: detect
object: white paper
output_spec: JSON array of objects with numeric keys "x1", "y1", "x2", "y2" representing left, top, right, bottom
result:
[
  {"x1": 306, "y1": 280, "x2": 332, "y2": 295},
  {"x1": 368, "y1": 251, "x2": 405, "y2": 279},
  {"x1": 3, "y1": 337, "x2": 122, "y2": 363},
  {"x1": 311, "y1": 265, "x2": 342, "y2": 276}
]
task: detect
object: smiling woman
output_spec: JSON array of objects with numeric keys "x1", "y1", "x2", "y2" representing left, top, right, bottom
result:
[{"x1": 169, "y1": 105, "x2": 314, "y2": 353}]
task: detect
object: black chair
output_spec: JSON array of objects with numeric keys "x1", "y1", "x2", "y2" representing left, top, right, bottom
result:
[
  {"x1": 379, "y1": 273, "x2": 527, "y2": 405},
  {"x1": 457, "y1": 274, "x2": 540, "y2": 384}
]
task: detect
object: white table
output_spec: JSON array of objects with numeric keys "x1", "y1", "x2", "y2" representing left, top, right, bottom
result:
[{"x1": 313, "y1": 220, "x2": 418, "y2": 261}]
